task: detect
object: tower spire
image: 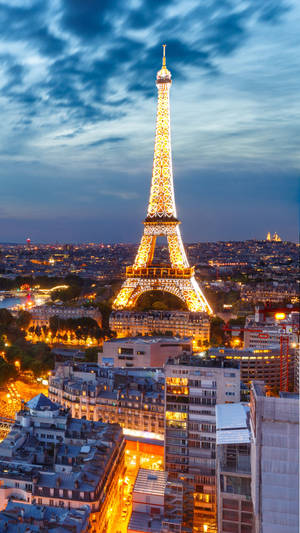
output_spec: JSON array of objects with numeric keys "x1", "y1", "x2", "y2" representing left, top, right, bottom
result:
[{"x1": 162, "y1": 44, "x2": 166, "y2": 67}]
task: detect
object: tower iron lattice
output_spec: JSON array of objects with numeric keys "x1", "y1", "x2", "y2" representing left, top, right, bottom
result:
[{"x1": 113, "y1": 46, "x2": 212, "y2": 314}]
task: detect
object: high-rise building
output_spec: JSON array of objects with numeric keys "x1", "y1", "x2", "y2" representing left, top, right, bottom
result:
[
  {"x1": 250, "y1": 381, "x2": 299, "y2": 533},
  {"x1": 163, "y1": 353, "x2": 240, "y2": 532},
  {"x1": 113, "y1": 46, "x2": 211, "y2": 315}
]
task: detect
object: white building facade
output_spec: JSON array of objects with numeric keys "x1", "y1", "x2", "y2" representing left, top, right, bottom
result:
[{"x1": 250, "y1": 381, "x2": 299, "y2": 533}]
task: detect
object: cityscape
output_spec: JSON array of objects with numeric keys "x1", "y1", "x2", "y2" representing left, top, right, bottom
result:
[{"x1": 0, "y1": 2, "x2": 299, "y2": 533}]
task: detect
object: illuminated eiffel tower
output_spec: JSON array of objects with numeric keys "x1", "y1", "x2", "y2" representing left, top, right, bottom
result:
[{"x1": 113, "y1": 46, "x2": 212, "y2": 314}]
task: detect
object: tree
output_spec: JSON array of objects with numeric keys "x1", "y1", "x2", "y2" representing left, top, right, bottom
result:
[
  {"x1": 85, "y1": 347, "x2": 99, "y2": 362},
  {"x1": 210, "y1": 316, "x2": 226, "y2": 346},
  {"x1": 136, "y1": 290, "x2": 186, "y2": 311},
  {"x1": 0, "y1": 309, "x2": 14, "y2": 328},
  {"x1": 51, "y1": 286, "x2": 81, "y2": 302},
  {"x1": 0, "y1": 359, "x2": 17, "y2": 386},
  {"x1": 16, "y1": 310, "x2": 32, "y2": 330}
]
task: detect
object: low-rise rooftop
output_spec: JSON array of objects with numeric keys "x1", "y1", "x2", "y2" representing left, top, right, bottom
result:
[
  {"x1": 165, "y1": 352, "x2": 239, "y2": 369},
  {"x1": 0, "y1": 501, "x2": 90, "y2": 533},
  {"x1": 216, "y1": 403, "x2": 250, "y2": 445},
  {"x1": 133, "y1": 468, "x2": 168, "y2": 497},
  {"x1": 105, "y1": 336, "x2": 191, "y2": 345}
]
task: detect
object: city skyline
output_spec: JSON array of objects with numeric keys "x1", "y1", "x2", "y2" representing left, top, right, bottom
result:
[{"x1": 0, "y1": 0, "x2": 299, "y2": 243}]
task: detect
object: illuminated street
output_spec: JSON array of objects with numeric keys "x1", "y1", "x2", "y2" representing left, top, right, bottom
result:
[
  {"x1": 113, "y1": 442, "x2": 164, "y2": 532},
  {"x1": 0, "y1": 378, "x2": 47, "y2": 439}
]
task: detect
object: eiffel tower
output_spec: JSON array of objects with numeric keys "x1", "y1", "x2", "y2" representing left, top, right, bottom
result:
[{"x1": 113, "y1": 46, "x2": 212, "y2": 314}]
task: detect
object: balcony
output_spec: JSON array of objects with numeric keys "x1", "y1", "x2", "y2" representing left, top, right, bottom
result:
[{"x1": 220, "y1": 457, "x2": 251, "y2": 475}]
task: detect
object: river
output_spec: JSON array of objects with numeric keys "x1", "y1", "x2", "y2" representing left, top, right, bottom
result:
[{"x1": 0, "y1": 297, "x2": 27, "y2": 309}]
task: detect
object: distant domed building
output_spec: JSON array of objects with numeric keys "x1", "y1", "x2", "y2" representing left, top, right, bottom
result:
[{"x1": 266, "y1": 231, "x2": 282, "y2": 242}]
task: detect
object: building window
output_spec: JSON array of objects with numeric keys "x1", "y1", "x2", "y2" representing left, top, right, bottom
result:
[
  {"x1": 119, "y1": 348, "x2": 134, "y2": 355},
  {"x1": 223, "y1": 498, "x2": 239, "y2": 509}
]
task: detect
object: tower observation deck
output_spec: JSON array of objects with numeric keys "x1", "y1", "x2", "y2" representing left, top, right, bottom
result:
[{"x1": 113, "y1": 46, "x2": 212, "y2": 314}]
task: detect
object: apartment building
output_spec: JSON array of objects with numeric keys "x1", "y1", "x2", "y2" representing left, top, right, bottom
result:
[
  {"x1": 241, "y1": 285, "x2": 299, "y2": 304},
  {"x1": 30, "y1": 305, "x2": 102, "y2": 328},
  {"x1": 163, "y1": 353, "x2": 240, "y2": 532},
  {"x1": 250, "y1": 382, "x2": 299, "y2": 533},
  {"x1": 49, "y1": 363, "x2": 165, "y2": 438},
  {"x1": 99, "y1": 336, "x2": 192, "y2": 368},
  {"x1": 0, "y1": 501, "x2": 90, "y2": 533},
  {"x1": 0, "y1": 393, "x2": 125, "y2": 533},
  {"x1": 216, "y1": 403, "x2": 253, "y2": 533},
  {"x1": 109, "y1": 310, "x2": 210, "y2": 347}
]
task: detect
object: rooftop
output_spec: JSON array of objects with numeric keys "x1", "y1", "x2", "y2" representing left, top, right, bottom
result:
[
  {"x1": 0, "y1": 501, "x2": 90, "y2": 533},
  {"x1": 105, "y1": 336, "x2": 191, "y2": 345},
  {"x1": 208, "y1": 346, "x2": 282, "y2": 357},
  {"x1": 26, "y1": 393, "x2": 59, "y2": 412},
  {"x1": 165, "y1": 352, "x2": 239, "y2": 369},
  {"x1": 128, "y1": 511, "x2": 162, "y2": 532},
  {"x1": 216, "y1": 403, "x2": 250, "y2": 445},
  {"x1": 133, "y1": 468, "x2": 168, "y2": 497}
]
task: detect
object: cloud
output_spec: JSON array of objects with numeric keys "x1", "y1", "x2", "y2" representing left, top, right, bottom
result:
[
  {"x1": 0, "y1": 0, "x2": 298, "y2": 243},
  {"x1": 59, "y1": 0, "x2": 123, "y2": 40},
  {"x1": 86, "y1": 136, "x2": 126, "y2": 148},
  {"x1": 0, "y1": 2, "x2": 66, "y2": 57}
]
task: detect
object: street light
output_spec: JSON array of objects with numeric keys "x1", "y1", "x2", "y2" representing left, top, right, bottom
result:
[{"x1": 14, "y1": 360, "x2": 21, "y2": 370}]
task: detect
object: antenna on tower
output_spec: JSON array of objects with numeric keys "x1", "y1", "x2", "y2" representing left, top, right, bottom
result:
[{"x1": 162, "y1": 44, "x2": 166, "y2": 67}]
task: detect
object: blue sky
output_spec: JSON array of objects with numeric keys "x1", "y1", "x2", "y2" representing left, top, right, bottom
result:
[{"x1": 0, "y1": 0, "x2": 299, "y2": 243}]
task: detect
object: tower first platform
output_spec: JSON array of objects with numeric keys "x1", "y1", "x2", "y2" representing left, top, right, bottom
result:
[{"x1": 113, "y1": 46, "x2": 212, "y2": 314}]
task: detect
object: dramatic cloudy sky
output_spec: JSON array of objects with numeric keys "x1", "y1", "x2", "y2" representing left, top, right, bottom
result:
[{"x1": 0, "y1": 0, "x2": 299, "y2": 243}]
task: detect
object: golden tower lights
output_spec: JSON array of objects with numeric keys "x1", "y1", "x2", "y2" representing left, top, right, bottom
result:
[{"x1": 113, "y1": 46, "x2": 212, "y2": 314}]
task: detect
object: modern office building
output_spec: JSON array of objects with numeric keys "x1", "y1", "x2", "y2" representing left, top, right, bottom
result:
[
  {"x1": 163, "y1": 353, "x2": 240, "y2": 532},
  {"x1": 0, "y1": 394, "x2": 125, "y2": 533},
  {"x1": 243, "y1": 308, "x2": 299, "y2": 349},
  {"x1": 49, "y1": 363, "x2": 165, "y2": 438},
  {"x1": 208, "y1": 346, "x2": 295, "y2": 393},
  {"x1": 250, "y1": 381, "x2": 299, "y2": 533},
  {"x1": 216, "y1": 403, "x2": 253, "y2": 533},
  {"x1": 99, "y1": 336, "x2": 192, "y2": 368},
  {"x1": 109, "y1": 310, "x2": 210, "y2": 347}
]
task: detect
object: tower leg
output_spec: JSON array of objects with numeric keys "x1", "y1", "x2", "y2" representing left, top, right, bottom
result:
[
  {"x1": 112, "y1": 282, "x2": 138, "y2": 310},
  {"x1": 167, "y1": 226, "x2": 189, "y2": 268},
  {"x1": 134, "y1": 235, "x2": 156, "y2": 268}
]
